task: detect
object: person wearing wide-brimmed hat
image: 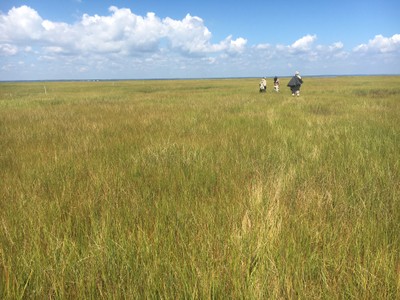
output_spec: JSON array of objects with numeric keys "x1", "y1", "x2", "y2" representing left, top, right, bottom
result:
[{"x1": 287, "y1": 71, "x2": 303, "y2": 96}]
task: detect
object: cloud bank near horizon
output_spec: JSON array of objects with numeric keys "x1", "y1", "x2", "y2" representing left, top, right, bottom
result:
[{"x1": 1, "y1": 6, "x2": 399, "y2": 79}]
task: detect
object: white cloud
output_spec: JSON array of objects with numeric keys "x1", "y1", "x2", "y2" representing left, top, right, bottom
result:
[
  {"x1": 163, "y1": 14, "x2": 211, "y2": 53},
  {"x1": 43, "y1": 46, "x2": 66, "y2": 54},
  {"x1": 0, "y1": 43, "x2": 18, "y2": 55},
  {"x1": 274, "y1": 34, "x2": 318, "y2": 58},
  {"x1": 269, "y1": 35, "x2": 345, "y2": 63},
  {"x1": 0, "y1": 5, "x2": 399, "y2": 79},
  {"x1": 0, "y1": 5, "x2": 245, "y2": 57},
  {"x1": 315, "y1": 41, "x2": 346, "y2": 57},
  {"x1": 229, "y1": 37, "x2": 247, "y2": 53},
  {"x1": 290, "y1": 34, "x2": 316, "y2": 51},
  {"x1": 255, "y1": 43, "x2": 271, "y2": 50},
  {"x1": 75, "y1": 7, "x2": 166, "y2": 54},
  {"x1": 330, "y1": 42, "x2": 344, "y2": 50},
  {"x1": 353, "y1": 34, "x2": 400, "y2": 53},
  {"x1": 0, "y1": 5, "x2": 43, "y2": 41}
]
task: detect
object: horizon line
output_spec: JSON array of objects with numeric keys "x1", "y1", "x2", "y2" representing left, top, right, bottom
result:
[{"x1": 1, "y1": 73, "x2": 399, "y2": 83}]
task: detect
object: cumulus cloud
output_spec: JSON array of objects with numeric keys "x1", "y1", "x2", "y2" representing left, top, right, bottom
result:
[
  {"x1": 0, "y1": 5, "x2": 245, "y2": 57},
  {"x1": 315, "y1": 42, "x2": 345, "y2": 55},
  {"x1": 271, "y1": 35, "x2": 345, "y2": 63},
  {"x1": 0, "y1": 5, "x2": 399, "y2": 79},
  {"x1": 290, "y1": 34, "x2": 317, "y2": 51},
  {"x1": 0, "y1": 43, "x2": 18, "y2": 55},
  {"x1": 0, "y1": 5, "x2": 44, "y2": 41},
  {"x1": 229, "y1": 37, "x2": 247, "y2": 53},
  {"x1": 274, "y1": 34, "x2": 318, "y2": 58},
  {"x1": 353, "y1": 34, "x2": 400, "y2": 53},
  {"x1": 163, "y1": 14, "x2": 211, "y2": 53}
]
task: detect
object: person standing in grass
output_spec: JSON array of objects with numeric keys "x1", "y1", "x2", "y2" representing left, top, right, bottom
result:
[
  {"x1": 259, "y1": 77, "x2": 267, "y2": 92},
  {"x1": 287, "y1": 71, "x2": 303, "y2": 96},
  {"x1": 273, "y1": 76, "x2": 280, "y2": 92}
]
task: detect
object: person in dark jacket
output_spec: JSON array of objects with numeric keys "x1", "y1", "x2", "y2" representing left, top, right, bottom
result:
[
  {"x1": 287, "y1": 71, "x2": 303, "y2": 96},
  {"x1": 273, "y1": 76, "x2": 280, "y2": 92}
]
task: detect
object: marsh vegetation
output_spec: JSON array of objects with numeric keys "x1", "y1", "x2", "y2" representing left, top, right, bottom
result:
[{"x1": 1, "y1": 76, "x2": 399, "y2": 298}]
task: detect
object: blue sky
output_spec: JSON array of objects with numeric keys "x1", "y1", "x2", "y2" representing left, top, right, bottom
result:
[{"x1": 1, "y1": 0, "x2": 399, "y2": 80}]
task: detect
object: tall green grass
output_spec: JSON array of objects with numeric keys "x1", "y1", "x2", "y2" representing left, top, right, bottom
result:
[{"x1": 1, "y1": 77, "x2": 399, "y2": 298}]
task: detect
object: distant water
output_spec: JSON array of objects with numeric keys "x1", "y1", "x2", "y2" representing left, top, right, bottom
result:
[{"x1": 1, "y1": 74, "x2": 399, "y2": 83}]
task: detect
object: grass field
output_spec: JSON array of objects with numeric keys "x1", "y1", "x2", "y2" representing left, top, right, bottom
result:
[{"x1": 1, "y1": 76, "x2": 399, "y2": 298}]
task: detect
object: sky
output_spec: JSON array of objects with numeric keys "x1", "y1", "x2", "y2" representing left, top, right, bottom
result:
[{"x1": 0, "y1": 0, "x2": 399, "y2": 80}]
